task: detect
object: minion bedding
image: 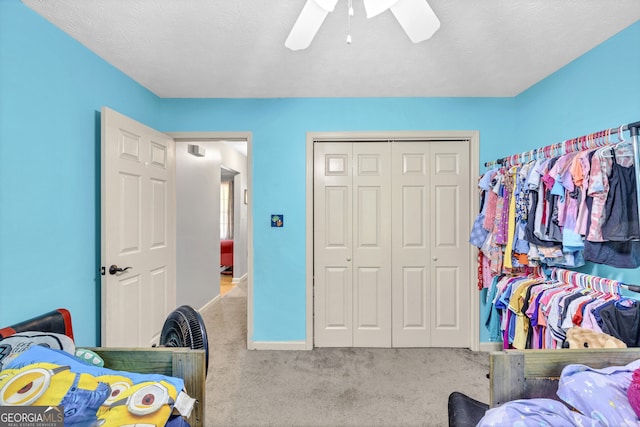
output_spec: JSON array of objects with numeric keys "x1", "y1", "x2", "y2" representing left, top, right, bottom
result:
[{"x1": 0, "y1": 342, "x2": 194, "y2": 427}]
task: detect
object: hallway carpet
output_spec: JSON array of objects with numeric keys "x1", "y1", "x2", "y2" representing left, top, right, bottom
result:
[{"x1": 200, "y1": 281, "x2": 490, "y2": 427}]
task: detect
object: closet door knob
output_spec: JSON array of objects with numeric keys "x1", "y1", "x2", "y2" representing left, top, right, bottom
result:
[
  {"x1": 346, "y1": 257, "x2": 351, "y2": 262},
  {"x1": 432, "y1": 256, "x2": 438, "y2": 261}
]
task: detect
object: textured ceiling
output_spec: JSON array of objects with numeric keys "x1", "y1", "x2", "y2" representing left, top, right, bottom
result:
[{"x1": 22, "y1": 0, "x2": 640, "y2": 98}]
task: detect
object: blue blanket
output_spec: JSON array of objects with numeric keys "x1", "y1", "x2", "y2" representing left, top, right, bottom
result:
[{"x1": 1, "y1": 345, "x2": 185, "y2": 427}]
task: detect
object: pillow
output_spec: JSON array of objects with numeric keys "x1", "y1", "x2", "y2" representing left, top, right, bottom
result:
[
  {"x1": 557, "y1": 360, "x2": 640, "y2": 425},
  {"x1": 0, "y1": 331, "x2": 75, "y2": 371}
]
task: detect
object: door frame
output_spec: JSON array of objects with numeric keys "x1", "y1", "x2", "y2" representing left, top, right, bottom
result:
[
  {"x1": 168, "y1": 131, "x2": 254, "y2": 349},
  {"x1": 305, "y1": 131, "x2": 480, "y2": 351}
]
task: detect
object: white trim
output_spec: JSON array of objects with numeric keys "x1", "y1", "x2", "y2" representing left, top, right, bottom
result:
[
  {"x1": 232, "y1": 273, "x2": 248, "y2": 284},
  {"x1": 479, "y1": 342, "x2": 502, "y2": 353},
  {"x1": 305, "y1": 133, "x2": 314, "y2": 350},
  {"x1": 469, "y1": 131, "x2": 480, "y2": 352},
  {"x1": 198, "y1": 273, "x2": 248, "y2": 312},
  {"x1": 250, "y1": 341, "x2": 309, "y2": 351},
  {"x1": 306, "y1": 130, "x2": 480, "y2": 350},
  {"x1": 199, "y1": 294, "x2": 222, "y2": 313},
  {"x1": 168, "y1": 131, "x2": 254, "y2": 351}
]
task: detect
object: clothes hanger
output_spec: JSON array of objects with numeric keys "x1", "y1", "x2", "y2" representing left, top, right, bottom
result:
[{"x1": 618, "y1": 125, "x2": 626, "y2": 143}]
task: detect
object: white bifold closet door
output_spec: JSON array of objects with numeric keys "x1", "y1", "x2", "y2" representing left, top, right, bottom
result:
[
  {"x1": 314, "y1": 142, "x2": 392, "y2": 347},
  {"x1": 391, "y1": 141, "x2": 470, "y2": 348},
  {"x1": 314, "y1": 140, "x2": 470, "y2": 348}
]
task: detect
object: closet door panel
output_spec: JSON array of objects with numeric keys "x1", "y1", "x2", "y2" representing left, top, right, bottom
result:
[
  {"x1": 392, "y1": 142, "x2": 430, "y2": 347},
  {"x1": 325, "y1": 187, "x2": 349, "y2": 247},
  {"x1": 353, "y1": 143, "x2": 391, "y2": 347},
  {"x1": 434, "y1": 186, "x2": 458, "y2": 247},
  {"x1": 314, "y1": 143, "x2": 353, "y2": 347},
  {"x1": 354, "y1": 266, "x2": 384, "y2": 340},
  {"x1": 402, "y1": 267, "x2": 427, "y2": 327},
  {"x1": 357, "y1": 186, "x2": 382, "y2": 247},
  {"x1": 402, "y1": 186, "x2": 426, "y2": 247},
  {"x1": 429, "y1": 141, "x2": 470, "y2": 348},
  {"x1": 324, "y1": 267, "x2": 350, "y2": 328},
  {"x1": 433, "y1": 267, "x2": 459, "y2": 328}
]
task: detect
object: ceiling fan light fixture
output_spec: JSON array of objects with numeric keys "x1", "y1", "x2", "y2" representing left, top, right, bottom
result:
[{"x1": 285, "y1": 0, "x2": 439, "y2": 50}]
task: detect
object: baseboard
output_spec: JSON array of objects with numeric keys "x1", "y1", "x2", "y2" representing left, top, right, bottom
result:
[
  {"x1": 479, "y1": 342, "x2": 503, "y2": 352},
  {"x1": 232, "y1": 272, "x2": 248, "y2": 284},
  {"x1": 249, "y1": 341, "x2": 309, "y2": 351},
  {"x1": 198, "y1": 294, "x2": 221, "y2": 313}
]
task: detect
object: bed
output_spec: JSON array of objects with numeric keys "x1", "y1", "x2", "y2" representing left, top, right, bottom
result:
[
  {"x1": 89, "y1": 347, "x2": 206, "y2": 427},
  {"x1": 490, "y1": 348, "x2": 640, "y2": 405},
  {"x1": 449, "y1": 348, "x2": 640, "y2": 426},
  {"x1": 481, "y1": 348, "x2": 640, "y2": 425},
  {"x1": 0, "y1": 309, "x2": 206, "y2": 427}
]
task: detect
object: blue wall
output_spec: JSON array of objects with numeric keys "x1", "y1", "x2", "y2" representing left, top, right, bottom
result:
[
  {"x1": 159, "y1": 98, "x2": 514, "y2": 341},
  {"x1": 475, "y1": 21, "x2": 640, "y2": 343},
  {"x1": 0, "y1": 1, "x2": 162, "y2": 345},
  {"x1": 515, "y1": 21, "x2": 640, "y2": 286},
  {"x1": 1, "y1": 0, "x2": 638, "y2": 345}
]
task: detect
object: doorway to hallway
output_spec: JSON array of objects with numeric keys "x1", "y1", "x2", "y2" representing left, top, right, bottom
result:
[{"x1": 170, "y1": 132, "x2": 252, "y2": 345}]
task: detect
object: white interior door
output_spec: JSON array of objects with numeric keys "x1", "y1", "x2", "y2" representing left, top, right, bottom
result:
[
  {"x1": 101, "y1": 107, "x2": 176, "y2": 347},
  {"x1": 314, "y1": 142, "x2": 391, "y2": 347},
  {"x1": 391, "y1": 140, "x2": 470, "y2": 347}
]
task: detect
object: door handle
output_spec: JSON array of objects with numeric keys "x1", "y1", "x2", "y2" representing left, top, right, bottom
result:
[{"x1": 109, "y1": 265, "x2": 132, "y2": 275}]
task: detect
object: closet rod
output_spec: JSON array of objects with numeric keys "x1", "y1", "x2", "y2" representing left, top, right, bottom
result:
[
  {"x1": 484, "y1": 120, "x2": 640, "y2": 168},
  {"x1": 551, "y1": 267, "x2": 640, "y2": 294},
  {"x1": 623, "y1": 284, "x2": 640, "y2": 293}
]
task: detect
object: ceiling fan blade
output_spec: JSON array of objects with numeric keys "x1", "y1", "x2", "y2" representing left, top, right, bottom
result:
[
  {"x1": 314, "y1": 0, "x2": 339, "y2": 11},
  {"x1": 389, "y1": 0, "x2": 440, "y2": 43},
  {"x1": 285, "y1": 0, "x2": 338, "y2": 51},
  {"x1": 363, "y1": 0, "x2": 399, "y2": 19}
]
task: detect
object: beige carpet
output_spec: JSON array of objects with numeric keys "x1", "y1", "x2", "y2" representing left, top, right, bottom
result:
[{"x1": 200, "y1": 281, "x2": 490, "y2": 427}]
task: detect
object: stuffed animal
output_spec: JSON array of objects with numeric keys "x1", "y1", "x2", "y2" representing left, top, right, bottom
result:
[{"x1": 565, "y1": 327, "x2": 627, "y2": 349}]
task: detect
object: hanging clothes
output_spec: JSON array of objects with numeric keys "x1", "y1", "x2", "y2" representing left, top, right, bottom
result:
[
  {"x1": 600, "y1": 147, "x2": 640, "y2": 241},
  {"x1": 473, "y1": 139, "x2": 640, "y2": 277},
  {"x1": 487, "y1": 268, "x2": 640, "y2": 349}
]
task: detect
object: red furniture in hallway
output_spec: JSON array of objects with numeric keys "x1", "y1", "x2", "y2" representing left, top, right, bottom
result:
[{"x1": 221, "y1": 239, "x2": 233, "y2": 273}]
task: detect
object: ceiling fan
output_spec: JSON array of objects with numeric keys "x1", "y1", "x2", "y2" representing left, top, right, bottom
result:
[{"x1": 285, "y1": 0, "x2": 440, "y2": 51}]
